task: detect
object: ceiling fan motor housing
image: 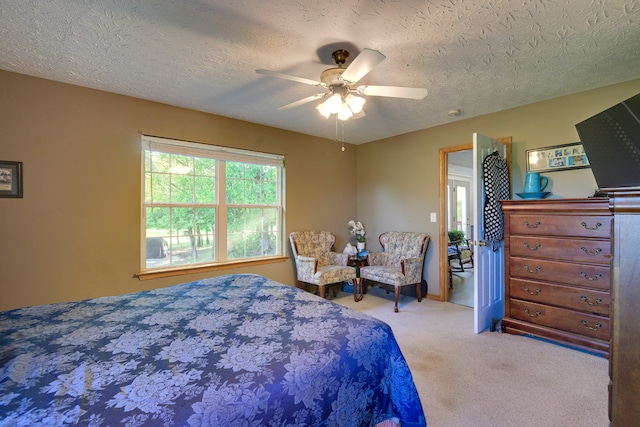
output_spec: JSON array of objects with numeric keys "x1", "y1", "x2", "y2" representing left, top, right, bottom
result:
[
  {"x1": 331, "y1": 49, "x2": 349, "y2": 66},
  {"x1": 320, "y1": 68, "x2": 347, "y2": 87}
]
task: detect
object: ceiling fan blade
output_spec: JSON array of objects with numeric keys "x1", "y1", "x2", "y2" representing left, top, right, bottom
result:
[
  {"x1": 278, "y1": 93, "x2": 326, "y2": 110},
  {"x1": 256, "y1": 69, "x2": 323, "y2": 86},
  {"x1": 340, "y1": 48, "x2": 386, "y2": 84},
  {"x1": 357, "y1": 85, "x2": 428, "y2": 100}
]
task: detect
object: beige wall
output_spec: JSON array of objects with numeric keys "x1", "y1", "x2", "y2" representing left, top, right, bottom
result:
[
  {"x1": 357, "y1": 78, "x2": 640, "y2": 296},
  {"x1": 0, "y1": 71, "x2": 357, "y2": 310},
  {"x1": 2, "y1": 69, "x2": 639, "y2": 309}
]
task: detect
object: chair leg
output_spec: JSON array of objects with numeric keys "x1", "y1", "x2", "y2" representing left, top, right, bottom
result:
[
  {"x1": 353, "y1": 278, "x2": 364, "y2": 302},
  {"x1": 319, "y1": 285, "x2": 326, "y2": 299},
  {"x1": 449, "y1": 255, "x2": 464, "y2": 272},
  {"x1": 394, "y1": 287, "x2": 400, "y2": 313},
  {"x1": 416, "y1": 282, "x2": 422, "y2": 302}
]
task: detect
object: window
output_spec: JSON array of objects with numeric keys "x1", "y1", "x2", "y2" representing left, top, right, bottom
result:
[{"x1": 141, "y1": 136, "x2": 285, "y2": 272}]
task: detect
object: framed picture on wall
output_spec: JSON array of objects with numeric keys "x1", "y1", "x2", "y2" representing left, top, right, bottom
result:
[
  {"x1": 526, "y1": 143, "x2": 591, "y2": 173},
  {"x1": 0, "y1": 161, "x2": 23, "y2": 198}
]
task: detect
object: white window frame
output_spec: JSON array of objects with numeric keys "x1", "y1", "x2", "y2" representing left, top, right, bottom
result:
[{"x1": 141, "y1": 135, "x2": 285, "y2": 273}]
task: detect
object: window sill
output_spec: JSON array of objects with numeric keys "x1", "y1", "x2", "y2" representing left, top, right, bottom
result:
[{"x1": 135, "y1": 256, "x2": 289, "y2": 281}]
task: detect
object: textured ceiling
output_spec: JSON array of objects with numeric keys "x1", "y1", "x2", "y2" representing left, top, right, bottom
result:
[{"x1": 1, "y1": 0, "x2": 639, "y2": 144}]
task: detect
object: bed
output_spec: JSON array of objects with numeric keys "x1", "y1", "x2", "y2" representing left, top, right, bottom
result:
[{"x1": 0, "y1": 274, "x2": 426, "y2": 426}]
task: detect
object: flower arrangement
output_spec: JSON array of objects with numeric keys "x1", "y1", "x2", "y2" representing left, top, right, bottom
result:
[{"x1": 348, "y1": 220, "x2": 366, "y2": 242}]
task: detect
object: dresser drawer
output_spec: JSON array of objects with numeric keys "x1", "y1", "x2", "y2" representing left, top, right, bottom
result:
[
  {"x1": 510, "y1": 256, "x2": 610, "y2": 290},
  {"x1": 510, "y1": 299, "x2": 610, "y2": 341},
  {"x1": 509, "y1": 214, "x2": 612, "y2": 238},
  {"x1": 509, "y1": 278, "x2": 610, "y2": 316},
  {"x1": 509, "y1": 235, "x2": 612, "y2": 264}
]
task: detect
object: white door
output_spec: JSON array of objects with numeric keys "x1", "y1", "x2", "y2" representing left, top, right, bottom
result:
[{"x1": 473, "y1": 133, "x2": 509, "y2": 333}]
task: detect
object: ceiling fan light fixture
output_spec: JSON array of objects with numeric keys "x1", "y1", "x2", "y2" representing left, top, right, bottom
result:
[
  {"x1": 316, "y1": 90, "x2": 366, "y2": 120},
  {"x1": 316, "y1": 101, "x2": 331, "y2": 118},
  {"x1": 316, "y1": 92, "x2": 346, "y2": 119},
  {"x1": 338, "y1": 103, "x2": 353, "y2": 121},
  {"x1": 345, "y1": 93, "x2": 365, "y2": 114},
  {"x1": 326, "y1": 93, "x2": 343, "y2": 114}
]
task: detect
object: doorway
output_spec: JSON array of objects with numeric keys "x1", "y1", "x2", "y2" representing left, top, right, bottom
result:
[
  {"x1": 438, "y1": 143, "x2": 472, "y2": 304},
  {"x1": 446, "y1": 149, "x2": 474, "y2": 307},
  {"x1": 438, "y1": 137, "x2": 512, "y2": 330}
]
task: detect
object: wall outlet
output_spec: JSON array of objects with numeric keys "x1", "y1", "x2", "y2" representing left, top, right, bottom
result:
[{"x1": 430, "y1": 212, "x2": 437, "y2": 222}]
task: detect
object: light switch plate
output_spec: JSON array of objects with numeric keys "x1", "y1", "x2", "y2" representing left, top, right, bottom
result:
[{"x1": 430, "y1": 212, "x2": 437, "y2": 222}]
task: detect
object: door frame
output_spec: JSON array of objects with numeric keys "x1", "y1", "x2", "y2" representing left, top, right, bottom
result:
[{"x1": 438, "y1": 139, "x2": 512, "y2": 302}]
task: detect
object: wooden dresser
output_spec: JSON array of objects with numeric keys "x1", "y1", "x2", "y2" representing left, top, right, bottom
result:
[
  {"x1": 605, "y1": 188, "x2": 640, "y2": 426},
  {"x1": 501, "y1": 198, "x2": 612, "y2": 358}
]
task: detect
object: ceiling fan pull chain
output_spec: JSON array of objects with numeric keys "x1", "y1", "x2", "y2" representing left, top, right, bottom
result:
[{"x1": 334, "y1": 115, "x2": 345, "y2": 151}]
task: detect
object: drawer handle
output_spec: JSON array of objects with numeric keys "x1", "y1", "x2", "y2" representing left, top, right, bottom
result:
[
  {"x1": 581, "y1": 221, "x2": 602, "y2": 231},
  {"x1": 581, "y1": 320, "x2": 602, "y2": 331},
  {"x1": 580, "y1": 247, "x2": 602, "y2": 256},
  {"x1": 581, "y1": 296, "x2": 602, "y2": 306},
  {"x1": 524, "y1": 286, "x2": 542, "y2": 295},
  {"x1": 523, "y1": 242, "x2": 541, "y2": 251},
  {"x1": 523, "y1": 265, "x2": 541, "y2": 274},
  {"x1": 580, "y1": 272, "x2": 602, "y2": 281},
  {"x1": 524, "y1": 307, "x2": 542, "y2": 317},
  {"x1": 524, "y1": 221, "x2": 541, "y2": 229}
]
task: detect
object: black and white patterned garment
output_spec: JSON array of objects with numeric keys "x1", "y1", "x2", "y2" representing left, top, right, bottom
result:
[{"x1": 482, "y1": 151, "x2": 510, "y2": 251}]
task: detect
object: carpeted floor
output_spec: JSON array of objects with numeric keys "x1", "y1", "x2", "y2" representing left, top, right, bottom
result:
[{"x1": 333, "y1": 286, "x2": 609, "y2": 427}]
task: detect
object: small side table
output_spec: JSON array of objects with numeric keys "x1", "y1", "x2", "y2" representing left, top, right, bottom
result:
[{"x1": 349, "y1": 256, "x2": 367, "y2": 302}]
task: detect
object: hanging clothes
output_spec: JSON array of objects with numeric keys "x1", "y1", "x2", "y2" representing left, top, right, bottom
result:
[{"x1": 482, "y1": 150, "x2": 510, "y2": 251}]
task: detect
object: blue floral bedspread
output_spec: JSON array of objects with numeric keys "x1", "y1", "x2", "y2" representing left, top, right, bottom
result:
[{"x1": 0, "y1": 274, "x2": 425, "y2": 426}]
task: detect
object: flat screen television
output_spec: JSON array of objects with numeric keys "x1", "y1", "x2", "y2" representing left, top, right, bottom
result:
[{"x1": 575, "y1": 92, "x2": 640, "y2": 189}]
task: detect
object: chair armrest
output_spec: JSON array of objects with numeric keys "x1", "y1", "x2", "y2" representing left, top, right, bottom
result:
[
  {"x1": 401, "y1": 257, "x2": 424, "y2": 283},
  {"x1": 327, "y1": 251, "x2": 349, "y2": 266},
  {"x1": 295, "y1": 256, "x2": 318, "y2": 281},
  {"x1": 367, "y1": 252, "x2": 392, "y2": 266}
]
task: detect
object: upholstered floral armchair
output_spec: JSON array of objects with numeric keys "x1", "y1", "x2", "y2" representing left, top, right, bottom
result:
[
  {"x1": 360, "y1": 231, "x2": 430, "y2": 312},
  {"x1": 289, "y1": 231, "x2": 357, "y2": 298}
]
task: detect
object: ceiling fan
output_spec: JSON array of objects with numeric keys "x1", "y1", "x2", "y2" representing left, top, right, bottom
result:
[{"x1": 256, "y1": 48, "x2": 428, "y2": 120}]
